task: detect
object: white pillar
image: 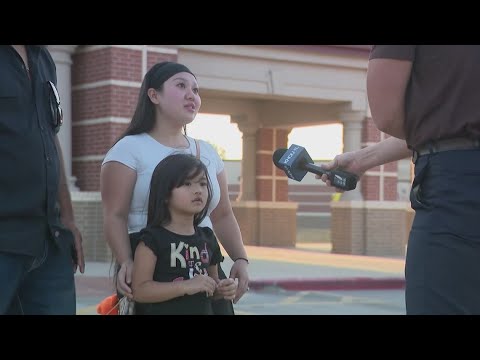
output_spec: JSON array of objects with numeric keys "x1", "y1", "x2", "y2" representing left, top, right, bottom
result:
[
  {"x1": 48, "y1": 45, "x2": 79, "y2": 191},
  {"x1": 339, "y1": 112, "x2": 365, "y2": 201}
]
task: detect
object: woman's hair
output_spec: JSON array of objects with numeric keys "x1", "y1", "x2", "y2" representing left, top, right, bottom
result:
[
  {"x1": 117, "y1": 62, "x2": 196, "y2": 142},
  {"x1": 147, "y1": 153, "x2": 212, "y2": 227}
]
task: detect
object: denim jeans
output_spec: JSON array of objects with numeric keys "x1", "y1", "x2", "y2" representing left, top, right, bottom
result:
[{"x1": 0, "y1": 238, "x2": 76, "y2": 315}]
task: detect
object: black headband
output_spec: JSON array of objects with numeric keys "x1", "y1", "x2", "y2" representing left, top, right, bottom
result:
[{"x1": 150, "y1": 62, "x2": 196, "y2": 89}]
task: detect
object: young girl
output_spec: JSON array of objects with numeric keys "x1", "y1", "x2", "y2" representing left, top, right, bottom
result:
[{"x1": 131, "y1": 153, "x2": 237, "y2": 315}]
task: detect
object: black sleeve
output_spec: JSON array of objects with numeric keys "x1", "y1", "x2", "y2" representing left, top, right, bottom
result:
[
  {"x1": 370, "y1": 45, "x2": 416, "y2": 61},
  {"x1": 200, "y1": 227, "x2": 223, "y2": 265},
  {"x1": 138, "y1": 227, "x2": 160, "y2": 257},
  {"x1": 210, "y1": 237, "x2": 222, "y2": 266}
]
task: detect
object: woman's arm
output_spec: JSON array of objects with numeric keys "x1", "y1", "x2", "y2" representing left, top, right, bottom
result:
[
  {"x1": 210, "y1": 169, "x2": 249, "y2": 303},
  {"x1": 211, "y1": 170, "x2": 247, "y2": 259},
  {"x1": 100, "y1": 161, "x2": 137, "y2": 297}
]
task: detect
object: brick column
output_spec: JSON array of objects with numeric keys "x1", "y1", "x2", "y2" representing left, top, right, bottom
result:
[
  {"x1": 71, "y1": 45, "x2": 178, "y2": 190},
  {"x1": 230, "y1": 126, "x2": 297, "y2": 247},
  {"x1": 331, "y1": 112, "x2": 408, "y2": 257},
  {"x1": 361, "y1": 117, "x2": 399, "y2": 201},
  {"x1": 331, "y1": 112, "x2": 365, "y2": 255},
  {"x1": 256, "y1": 128, "x2": 290, "y2": 202}
]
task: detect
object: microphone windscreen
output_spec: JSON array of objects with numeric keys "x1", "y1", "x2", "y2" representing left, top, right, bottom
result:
[{"x1": 272, "y1": 148, "x2": 288, "y2": 167}]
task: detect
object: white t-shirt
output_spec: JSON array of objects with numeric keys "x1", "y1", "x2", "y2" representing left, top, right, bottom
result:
[{"x1": 102, "y1": 133, "x2": 224, "y2": 233}]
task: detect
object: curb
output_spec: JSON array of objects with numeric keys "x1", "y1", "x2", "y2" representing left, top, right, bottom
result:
[
  {"x1": 75, "y1": 276, "x2": 406, "y2": 295},
  {"x1": 249, "y1": 277, "x2": 405, "y2": 291}
]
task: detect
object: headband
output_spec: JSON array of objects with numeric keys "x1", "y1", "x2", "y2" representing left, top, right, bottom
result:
[{"x1": 150, "y1": 62, "x2": 196, "y2": 89}]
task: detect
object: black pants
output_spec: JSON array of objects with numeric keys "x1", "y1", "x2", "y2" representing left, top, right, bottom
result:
[
  {"x1": 407, "y1": 149, "x2": 480, "y2": 314},
  {"x1": 127, "y1": 232, "x2": 235, "y2": 315}
]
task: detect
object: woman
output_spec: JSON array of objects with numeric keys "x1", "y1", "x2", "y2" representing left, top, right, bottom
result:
[{"x1": 100, "y1": 61, "x2": 249, "y2": 315}]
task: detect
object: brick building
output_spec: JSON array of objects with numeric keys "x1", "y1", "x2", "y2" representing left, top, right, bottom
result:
[{"x1": 49, "y1": 45, "x2": 414, "y2": 261}]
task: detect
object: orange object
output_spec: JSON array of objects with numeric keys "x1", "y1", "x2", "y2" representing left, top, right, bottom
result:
[{"x1": 97, "y1": 294, "x2": 119, "y2": 315}]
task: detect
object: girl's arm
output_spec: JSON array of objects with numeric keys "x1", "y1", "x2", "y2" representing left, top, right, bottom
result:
[{"x1": 132, "y1": 242, "x2": 217, "y2": 303}]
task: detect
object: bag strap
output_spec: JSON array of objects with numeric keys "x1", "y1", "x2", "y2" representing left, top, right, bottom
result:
[{"x1": 194, "y1": 138, "x2": 200, "y2": 159}]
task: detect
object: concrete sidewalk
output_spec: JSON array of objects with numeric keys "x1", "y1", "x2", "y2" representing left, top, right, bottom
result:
[{"x1": 75, "y1": 243, "x2": 406, "y2": 310}]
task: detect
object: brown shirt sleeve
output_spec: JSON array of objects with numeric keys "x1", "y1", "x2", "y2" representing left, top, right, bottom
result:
[{"x1": 369, "y1": 45, "x2": 416, "y2": 61}]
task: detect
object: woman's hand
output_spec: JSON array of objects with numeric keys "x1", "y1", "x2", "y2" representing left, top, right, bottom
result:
[
  {"x1": 229, "y1": 259, "x2": 249, "y2": 304},
  {"x1": 117, "y1": 259, "x2": 134, "y2": 300}
]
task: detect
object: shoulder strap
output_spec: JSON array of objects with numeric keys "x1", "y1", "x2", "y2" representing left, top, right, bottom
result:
[{"x1": 194, "y1": 139, "x2": 200, "y2": 159}]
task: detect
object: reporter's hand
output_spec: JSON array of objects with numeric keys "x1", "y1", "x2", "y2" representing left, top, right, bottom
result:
[
  {"x1": 317, "y1": 152, "x2": 365, "y2": 192},
  {"x1": 117, "y1": 259, "x2": 134, "y2": 300}
]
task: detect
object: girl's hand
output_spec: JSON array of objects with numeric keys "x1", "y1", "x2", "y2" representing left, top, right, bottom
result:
[{"x1": 185, "y1": 274, "x2": 217, "y2": 297}]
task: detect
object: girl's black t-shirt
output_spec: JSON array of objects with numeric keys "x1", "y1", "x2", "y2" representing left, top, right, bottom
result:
[{"x1": 134, "y1": 225, "x2": 223, "y2": 315}]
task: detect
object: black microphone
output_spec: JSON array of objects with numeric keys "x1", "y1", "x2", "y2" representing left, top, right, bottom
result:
[{"x1": 272, "y1": 145, "x2": 358, "y2": 191}]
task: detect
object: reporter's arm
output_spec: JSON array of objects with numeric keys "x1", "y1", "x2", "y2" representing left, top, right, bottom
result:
[
  {"x1": 367, "y1": 57, "x2": 413, "y2": 139},
  {"x1": 357, "y1": 136, "x2": 412, "y2": 171},
  {"x1": 319, "y1": 137, "x2": 411, "y2": 189}
]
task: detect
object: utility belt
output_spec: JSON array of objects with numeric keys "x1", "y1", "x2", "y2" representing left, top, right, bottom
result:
[{"x1": 412, "y1": 137, "x2": 480, "y2": 164}]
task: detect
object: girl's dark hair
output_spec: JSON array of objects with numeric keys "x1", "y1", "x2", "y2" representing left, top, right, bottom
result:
[
  {"x1": 147, "y1": 153, "x2": 212, "y2": 227},
  {"x1": 116, "y1": 62, "x2": 195, "y2": 143}
]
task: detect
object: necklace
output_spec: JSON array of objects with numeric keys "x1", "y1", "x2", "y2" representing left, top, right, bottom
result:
[
  {"x1": 170, "y1": 134, "x2": 191, "y2": 150},
  {"x1": 148, "y1": 133, "x2": 191, "y2": 151}
]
